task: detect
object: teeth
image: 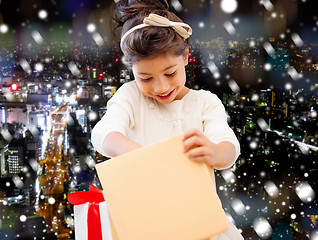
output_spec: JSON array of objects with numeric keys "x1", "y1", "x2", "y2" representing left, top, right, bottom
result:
[{"x1": 159, "y1": 92, "x2": 170, "y2": 97}]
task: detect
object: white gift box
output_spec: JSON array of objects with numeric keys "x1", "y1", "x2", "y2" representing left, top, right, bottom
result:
[{"x1": 73, "y1": 201, "x2": 113, "y2": 240}]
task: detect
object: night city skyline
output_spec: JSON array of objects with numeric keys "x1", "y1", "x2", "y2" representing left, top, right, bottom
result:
[{"x1": 1, "y1": 0, "x2": 318, "y2": 239}]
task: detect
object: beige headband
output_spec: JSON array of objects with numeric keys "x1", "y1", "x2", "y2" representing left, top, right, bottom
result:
[{"x1": 120, "y1": 13, "x2": 192, "y2": 51}]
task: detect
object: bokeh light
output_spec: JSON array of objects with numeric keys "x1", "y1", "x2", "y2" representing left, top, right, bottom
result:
[
  {"x1": 220, "y1": 0, "x2": 238, "y2": 14},
  {"x1": 0, "y1": 24, "x2": 9, "y2": 33},
  {"x1": 38, "y1": 10, "x2": 48, "y2": 20}
]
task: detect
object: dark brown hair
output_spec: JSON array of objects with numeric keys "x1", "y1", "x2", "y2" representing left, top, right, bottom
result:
[{"x1": 114, "y1": 0, "x2": 189, "y2": 67}]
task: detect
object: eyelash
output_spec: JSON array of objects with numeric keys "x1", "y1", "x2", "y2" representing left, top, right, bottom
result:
[
  {"x1": 141, "y1": 77, "x2": 152, "y2": 82},
  {"x1": 140, "y1": 71, "x2": 176, "y2": 82},
  {"x1": 166, "y1": 71, "x2": 176, "y2": 77}
]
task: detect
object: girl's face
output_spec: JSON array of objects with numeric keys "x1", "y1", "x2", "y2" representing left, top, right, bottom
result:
[{"x1": 132, "y1": 53, "x2": 189, "y2": 104}]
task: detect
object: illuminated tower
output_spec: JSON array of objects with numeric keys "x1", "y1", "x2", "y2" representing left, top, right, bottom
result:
[{"x1": 6, "y1": 146, "x2": 24, "y2": 175}]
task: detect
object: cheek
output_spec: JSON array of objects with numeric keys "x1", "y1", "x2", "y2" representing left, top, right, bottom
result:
[
  {"x1": 137, "y1": 81, "x2": 151, "y2": 93},
  {"x1": 175, "y1": 72, "x2": 186, "y2": 85}
]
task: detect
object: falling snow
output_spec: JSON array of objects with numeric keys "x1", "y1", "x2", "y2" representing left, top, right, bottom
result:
[
  {"x1": 0, "y1": 0, "x2": 318, "y2": 239},
  {"x1": 253, "y1": 217, "x2": 273, "y2": 239},
  {"x1": 224, "y1": 21, "x2": 236, "y2": 35},
  {"x1": 38, "y1": 9, "x2": 48, "y2": 20},
  {"x1": 228, "y1": 79, "x2": 240, "y2": 93},
  {"x1": 0, "y1": 24, "x2": 9, "y2": 33},
  {"x1": 220, "y1": 0, "x2": 238, "y2": 14}
]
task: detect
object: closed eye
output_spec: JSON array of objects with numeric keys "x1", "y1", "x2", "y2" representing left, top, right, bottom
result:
[
  {"x1": 165, "y1": 71, "x2": 176, "y2": 77},
  {"x1": 140, "y1": 77, "x2": 152, "y2": 82}
]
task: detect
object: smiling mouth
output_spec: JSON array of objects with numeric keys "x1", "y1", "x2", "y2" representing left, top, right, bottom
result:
[
  {"x1": 156, "y1": 89, "x2": 174, "y2": 99},
  {"x1": 159, "y1": 92, "x2": 170, "y2": 97}
]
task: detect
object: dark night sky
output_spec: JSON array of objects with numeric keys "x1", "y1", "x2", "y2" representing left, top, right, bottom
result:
[
  {"x1": 0, "y1": 0, "x2": 110, "y2": 24},
  {"x1": 0, "y1": 0, "x2": 317, "y2": 37},
  {"x1": 1, "y1": 0, "x2": 317, "y2": 90}
]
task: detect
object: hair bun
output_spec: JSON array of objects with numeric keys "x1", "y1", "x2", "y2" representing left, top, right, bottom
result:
[{"x1": 115, "y1": 0, "x2": 169, "y2": 26}]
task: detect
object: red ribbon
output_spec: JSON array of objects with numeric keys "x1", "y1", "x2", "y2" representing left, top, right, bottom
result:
[{"x1": 68, "y1": 184, "x2": 105, "y2": 240}]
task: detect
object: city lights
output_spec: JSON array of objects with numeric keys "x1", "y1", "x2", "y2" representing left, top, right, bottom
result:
[
  {"x1": 0, "y1": 0, "x2": 318, "y2": 239},
  {"x1": 10, "y1": 83, "x2": 18, "y2": 91}
]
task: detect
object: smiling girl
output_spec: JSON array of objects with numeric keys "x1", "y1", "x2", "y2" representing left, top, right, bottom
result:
[{"x1": 91, "y1": 0, "x2": 243, "y2": 239}]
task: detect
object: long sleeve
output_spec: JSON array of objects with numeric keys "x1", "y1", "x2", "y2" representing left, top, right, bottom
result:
[
  {"x1": 91, "y1": 82, "x2": 139, "y2": 157},
  {"x1": 201, "y1": 91, "x2": 240, "y2": 165}
]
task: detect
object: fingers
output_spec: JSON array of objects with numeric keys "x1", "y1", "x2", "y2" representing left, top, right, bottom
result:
[
  {"x1": 182, "y1": 129, "x2": 205, "y2": 152},
  {"x1": 183, "y1": 135, "x2": 204, "y2": 152},
  {"x1": 186, "y1": 146, "x2": 209, "y2": 163},
  {"x1": 182, "y1": 128, "x2": 201, "y2": 141},
  {"x1": 182, "y1": 129, "x2": 216, "y2": 166}
]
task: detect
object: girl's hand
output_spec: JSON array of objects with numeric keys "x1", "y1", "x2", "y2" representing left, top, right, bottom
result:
[{"x1": 182, "y1": 129, "x2": 220, "y2": 167}]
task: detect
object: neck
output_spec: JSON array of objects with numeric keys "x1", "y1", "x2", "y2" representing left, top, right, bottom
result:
[{"x1": 175, "y1": 87, "x2": 190, "y2": 100}]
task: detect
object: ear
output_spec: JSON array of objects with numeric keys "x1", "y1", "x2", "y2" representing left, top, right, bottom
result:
[{"x1": 184, "y1": 46, "x2": 189, "y2": 66}]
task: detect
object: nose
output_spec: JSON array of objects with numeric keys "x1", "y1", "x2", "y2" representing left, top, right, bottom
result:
[{"x1": 153, "y1": 78, "x2": 169, "y2": 94}]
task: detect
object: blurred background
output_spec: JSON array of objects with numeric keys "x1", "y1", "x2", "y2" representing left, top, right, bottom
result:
[{"x1": 0, "y1": 0, "x2": 317, "y2": 239}]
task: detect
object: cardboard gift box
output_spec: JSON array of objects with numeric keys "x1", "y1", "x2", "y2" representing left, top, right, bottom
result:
[{"x1": 95, "y1": 135, "x2": 229, "y2": 240}]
